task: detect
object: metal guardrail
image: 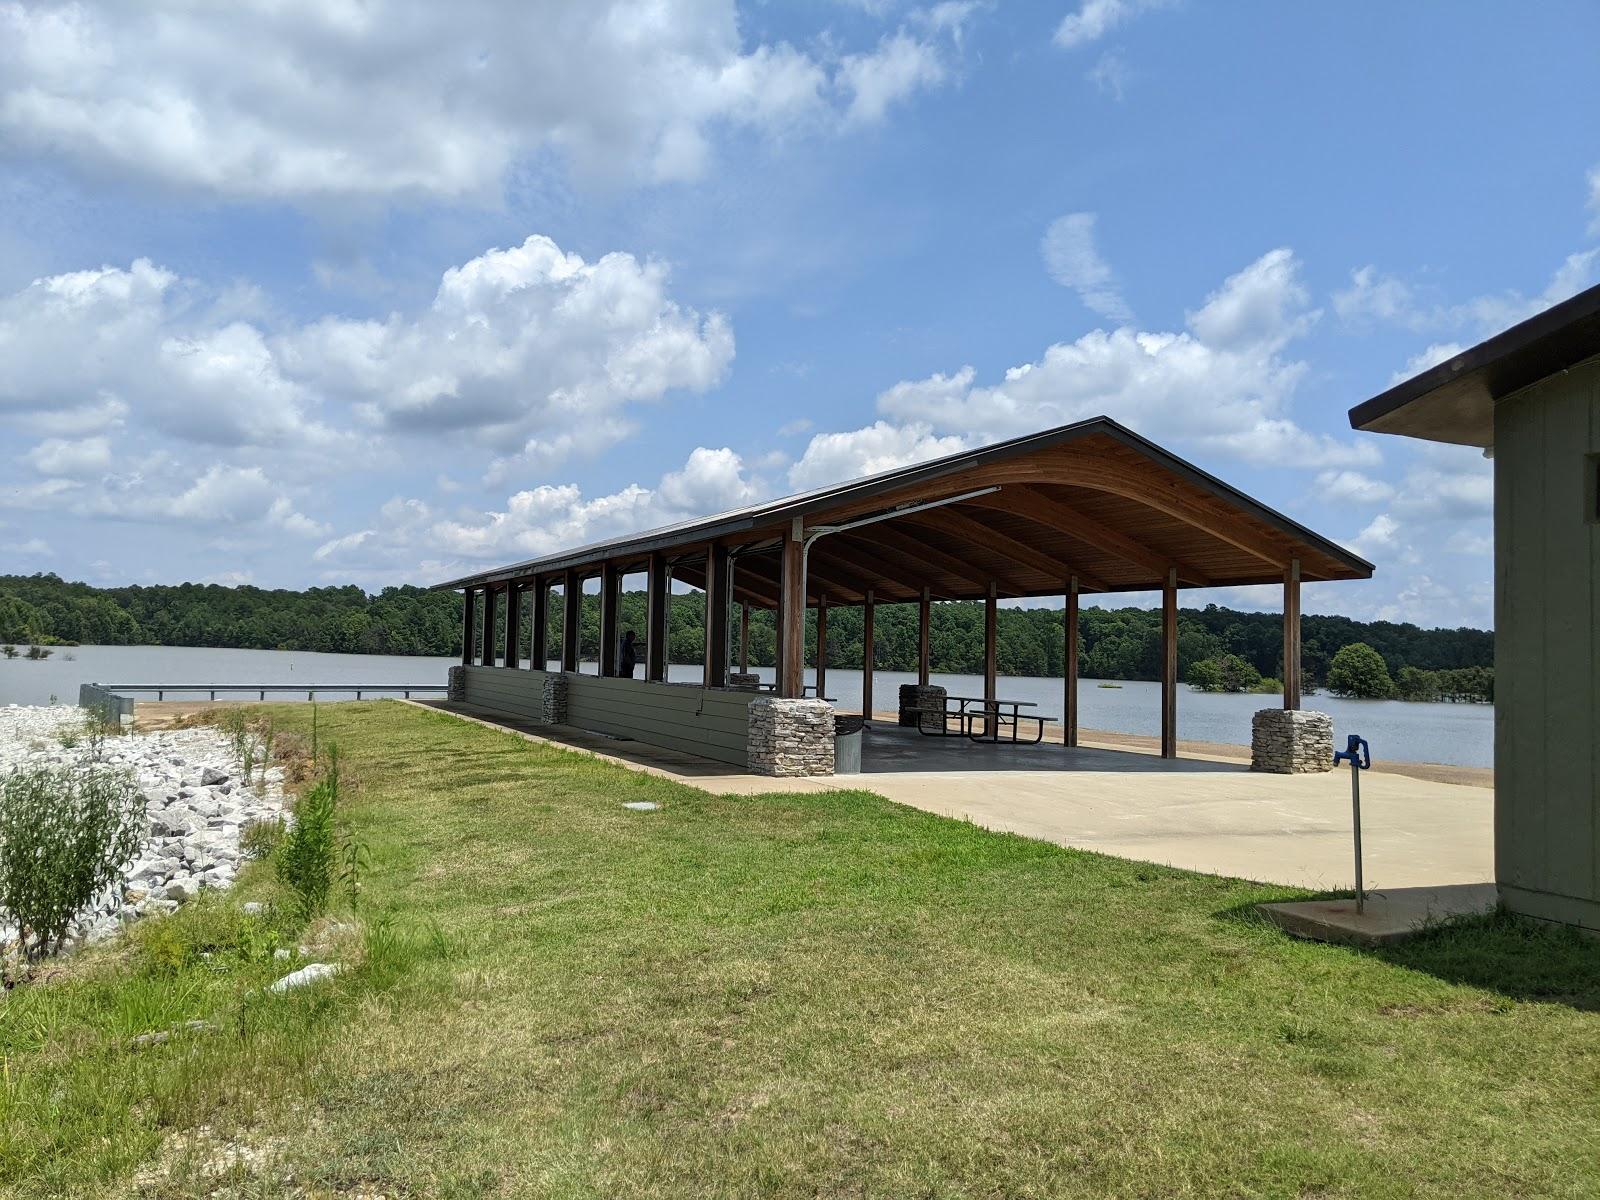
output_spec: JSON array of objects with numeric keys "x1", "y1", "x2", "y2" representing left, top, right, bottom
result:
[
  {"x1": 79, "y1": 683, "x2": 135, "y2": 722},
  {"x1": 82, "y1": 682, "x2": 448, "y2": 706}
]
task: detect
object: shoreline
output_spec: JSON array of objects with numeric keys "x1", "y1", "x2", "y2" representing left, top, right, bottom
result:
[{"x1": 128, "y1": 699, "x2": 1494, "y2": 789}]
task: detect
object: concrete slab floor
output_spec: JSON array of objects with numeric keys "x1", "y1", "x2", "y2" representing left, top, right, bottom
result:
[
  {"x1": 1258, "y1": 883, "x2": 1499, "y2": 947},
  {"x1": 415, "y1": 702, "x2": 1494, "y2": 892}
]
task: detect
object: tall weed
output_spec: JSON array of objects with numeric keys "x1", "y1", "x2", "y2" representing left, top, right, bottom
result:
[
  {"x1": 275, "y1": 752, "x2": 339, "y2": 922},
  {"x1": 0, "y1": 765, "x2": 144, "y2": 960}
]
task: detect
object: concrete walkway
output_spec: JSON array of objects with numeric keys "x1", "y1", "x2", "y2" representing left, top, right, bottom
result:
[{"x1": 417, "y1": 702, "x2": 1493, "y2": 892}]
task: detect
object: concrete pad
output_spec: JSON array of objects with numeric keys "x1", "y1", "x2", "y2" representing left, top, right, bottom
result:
[
  {"x1": 1259, "y1": 883, "x2": 1499, "y2": 947},
  {"x1": 416, "y1": 702, "x2": 1494, "y2": 892}
]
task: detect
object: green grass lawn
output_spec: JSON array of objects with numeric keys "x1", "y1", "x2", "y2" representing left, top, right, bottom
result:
[{"x1": 4, "y1": 701, "x2": 1599, "y2": 1198}]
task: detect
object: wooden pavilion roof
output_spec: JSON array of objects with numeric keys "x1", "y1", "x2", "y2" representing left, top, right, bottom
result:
[{"x1": 434, "y1": 417, "x2": 1373, "y2": 607}]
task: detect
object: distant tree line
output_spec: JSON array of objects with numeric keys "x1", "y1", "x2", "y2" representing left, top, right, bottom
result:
[{"x1": 0, "y1": 573, "x2": 1492, "y2": 698}]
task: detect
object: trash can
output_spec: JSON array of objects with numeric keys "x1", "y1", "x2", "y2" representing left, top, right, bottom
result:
[{"x1": 834, "y1": 715, "x2": 864, "y2": 774}]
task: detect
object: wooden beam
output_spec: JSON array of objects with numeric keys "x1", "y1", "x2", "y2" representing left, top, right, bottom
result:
[
  {"x1": 934, "y1": 459, "x2": 1294, "y2": 570},
  {"x1": 779, "y1": 525, "x2": 805, "y2": 698},
  {"x1": 740, "y1": 601, "x2": 751, "y2": 674},
  {"x1": 1161, "y1": 568, "x2": 1178, "y2": 759},
  {"x1": 917, "y1": 587, "x2": 931, "y2": 686},
  {"x1": 797, "y1": 544, "x2": 880, "y2": 601},
  {"x1": 530, "y1": 579, "x2": 548, "y2": 670},
  {"x1": 480, "y1": 584, "x2": 497, "y2": 666},
  {"x1": 599, "y1": 562, "x2": 620, "y2": 676},
  {"x1": 862, "y1": 590, "x2": 875, "y2": 722},
  {"x1": 720, "y1": 551, "x2": 828, "y2": 607},
  {"x1": 983, "y1": 580, "x2": 998, "y2": 736},
  {"x1": 1064, "y1": 577, "x2": 1079, "y2": 748},
  {"x1": 710, "y1": 558, "x2": 782, "y2": 608},
  {"x1": 704, "y1": 544, "x2": 730, "y2": 688},
  {"x1": 904, "y1": 508, "x2": 1111, "y2": 593},
  {"x1": 460, "y1": 587, "x2": 475, "y2": 666},
  {"x1": 561, "y1": 571, "x2": 580, "y2": 672},
  {"x1": 505, "y1": 581, "x2": 522, "y2": 667},
  {"x1": 734, "y1": 581, "x2": 779, "y2": 611},
  {"x1": 1283, "y1": 556, "x2": 1302, "y2": 710},
  {"x1": 815, "y1": 594, "x2": 828, "y2": 700},
  {"x1": 856, "y1": 524, "x2": 1031, "y2": 595},
  {"x1": 966, "y1": 486, "x2": 1211, "y2": 586},
  {"x1": 646, "y1": 553, "x2": 668, "y2": 681}
]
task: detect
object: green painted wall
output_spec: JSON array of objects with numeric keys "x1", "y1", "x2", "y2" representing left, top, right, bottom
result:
[{"x1": 1494, "y1": 354, "x2": 1600, "y2": 931}]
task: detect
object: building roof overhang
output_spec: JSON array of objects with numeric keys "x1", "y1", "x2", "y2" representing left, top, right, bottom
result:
[{"x1": 1348, "y1": 281, "x2": 1600, "y2": 449}]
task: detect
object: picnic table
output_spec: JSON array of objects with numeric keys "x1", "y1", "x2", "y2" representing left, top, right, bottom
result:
[{"x1": 917, "y1": 694, "x2": 1051, "y2": 745}]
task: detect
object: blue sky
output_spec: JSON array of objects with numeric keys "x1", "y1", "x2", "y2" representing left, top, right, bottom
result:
[{"x1": 2, "y1": 0, "x2": 1597, "y2": 629}]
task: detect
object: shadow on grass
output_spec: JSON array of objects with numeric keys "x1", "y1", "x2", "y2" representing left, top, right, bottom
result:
[{"x1": 1218, "y1": 898, "x2": 1600, "y2": 1012}]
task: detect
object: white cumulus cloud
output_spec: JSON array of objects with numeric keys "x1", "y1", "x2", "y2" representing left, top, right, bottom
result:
[
  {"x1": 281, "y1": 235, "x2": 734, "y2": 456},
  {"x1": 838, "y1": 30, "x2": 950, "y2": 126},
  {"x1": 1041, "y1": 213, "x2": 1131, "y2": 321},
  {"x1": 864, "y1": 248, "x2": 1373, "y2": 468},
  {"x1": 1054, "y1": 0, "x2": 1162, "y2": 49},
  {"x1": 0, "y1": 0, "x2": 968, "y2": 203},
  {"x1": 1315, "y1": 470, "x2": 1394, "y2": 506},
  {"x1": 314, "y1": 446, "x2": 768, "y2": 583},
  {"x1": 23, "y1": 436, "x2": 111, "y2": 478},
  {"x1": 0, "y1": 235, "x2": 733, "y2": 474},
  {"x1": 788, "y1": 420, "x2": 969, "y2": 490}
]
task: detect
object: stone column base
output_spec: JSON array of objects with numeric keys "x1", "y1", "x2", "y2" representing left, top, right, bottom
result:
[
  {"x1": 748, "y1": 697, "x2": 835, "y2": 776},
  {"x1": 540, "y1": 673, "x2": 569, "y2": 725},
  {"x1": 898, "y1": 684, "x2": 947, "y2": 728},
  {"x1": 447, "y1": 665, "x2": 466, "y2": 702},
  {"x1": 1251, "y1": 709, "x2": 1333, "y2": 773},
  {"x1": 728, "y1": 672, "x2": 761, "y2": 689}
]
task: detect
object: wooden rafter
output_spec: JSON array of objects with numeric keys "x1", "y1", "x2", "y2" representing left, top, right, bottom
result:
[
  {"x1": 857, "y1": 523, "x2": 1033, "y2": 594},
  {"x1": 799, "y1": 551, "x2": 874, "y2": 603},
  {"x1": 966, "y1": 486, "x2": 1212, "y2": 586},
  {"x1": 730, "y1": 551, "x2": 839, "y2": 606},
  {"x1": 905, "y1": 507, "x2": 1111, "y2": 593},
  {"x1": 817, "y1": 534, "x2": 950, "y2": 600},
  {"x1": 947, "y1": 459, "x2": 1291, "y2": 569}
]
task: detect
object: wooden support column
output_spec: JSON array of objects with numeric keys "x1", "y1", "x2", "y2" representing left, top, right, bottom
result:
[
  {"x1": 917, "y1": 587, "x2": 931, "y2": 686},
  {"x1": 480, "y1": 585, "x2": 497, "y2": 666},
  {"x1": 815, "y1": 595, "x2": 828, "y2": 700},
  {"x1": 1064, "y1": 577, "x2": 1079, "y2": 748},
  {"x1": 778, "y1": 522, "x2": 805, "y2": 698},
  {"x1": 984, "y1": 581, "x2": 998, "y2": 735},
  {"x1": 740, "y1": 601, "x2": 751, "y2": 673},
  {"x1": 703, "y1": 544, "x2": 730, "y2": 688},
  {"x1": 646, "y1": 552, "x2": 669, "y2": 682},
  {"x1": 599, "y1": 562, "x2": 620, "y2": 677},
  {"x1": 561, "y1": 571, "x2": 580, "y2": 672},
  {"x1": 460, "y1": 588, "x2": 475, "y2": 666},
  {"x1": 861, "y1": 590, "x2": 875, "y2": 722},
  {"x1": 1283, "y1": 556, "x2": 1302, "y2": 710},
  {"x1": 530, "y1": 579, "x2": 548, "y2": 670},
  {"x1": 1161, "y1": 567, "x2": 1178, "y2": 759},
  {"x1": 504, "y1": 581, "x2": 522, "y2": 667}
]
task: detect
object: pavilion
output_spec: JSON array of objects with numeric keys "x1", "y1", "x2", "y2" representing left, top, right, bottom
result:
[{"x1": 434, "y1": 417, "x2": 1372, "y2": 775}]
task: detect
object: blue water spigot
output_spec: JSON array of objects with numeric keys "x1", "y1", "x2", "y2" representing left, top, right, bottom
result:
[{"x1": 1333, "y1": 734, "x2": 1370, "y2": 770}]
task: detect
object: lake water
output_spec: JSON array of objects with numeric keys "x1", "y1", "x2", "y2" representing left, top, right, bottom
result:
[{"x1": 0, "y1": 645, "x2": 1494, "y2": 768}]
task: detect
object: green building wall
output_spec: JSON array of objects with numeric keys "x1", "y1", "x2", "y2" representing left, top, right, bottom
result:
[{"x1": 1493, "y1": 353, "x2": 1600, "y2": 931}]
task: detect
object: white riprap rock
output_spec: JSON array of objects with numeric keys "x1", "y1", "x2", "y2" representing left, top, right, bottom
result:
[{"x1": 0, "y1": 704, "x2": 289, "y2": 953}]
